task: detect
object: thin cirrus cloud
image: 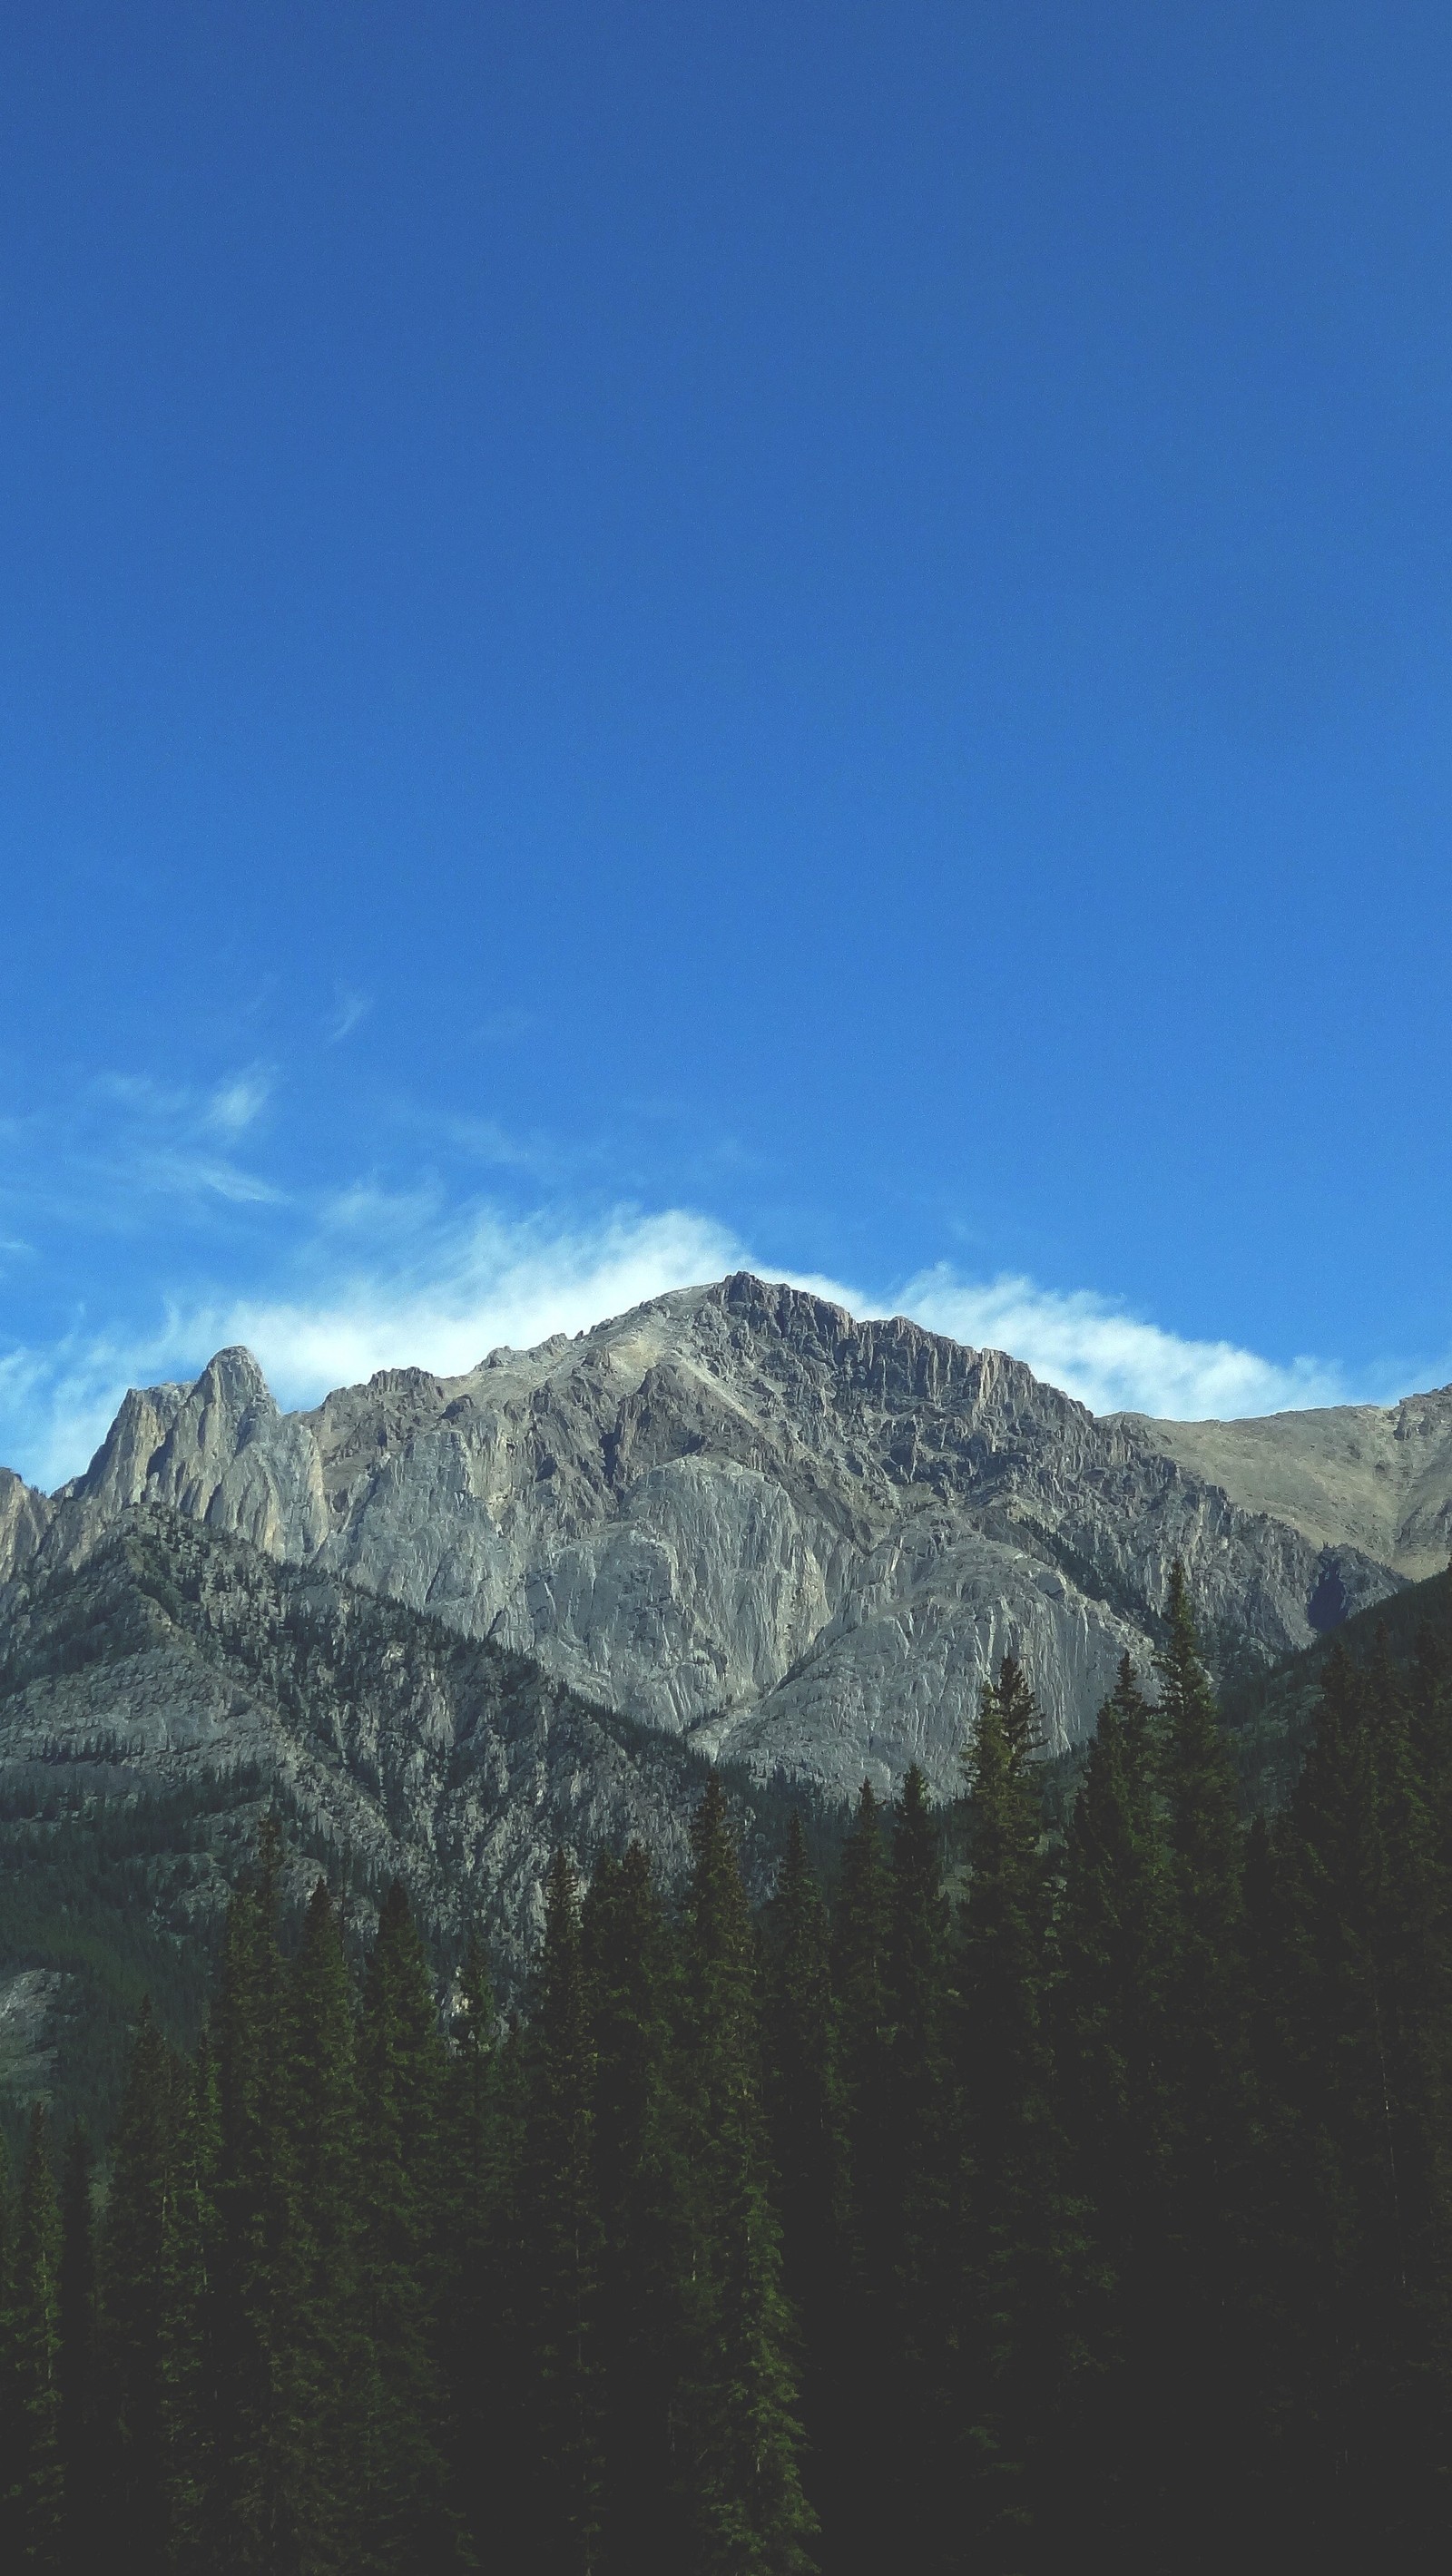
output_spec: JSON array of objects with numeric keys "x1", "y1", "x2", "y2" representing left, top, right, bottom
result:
[{"x1": 0, "y1": 1198, "x2": 1382, "y2": 1496}]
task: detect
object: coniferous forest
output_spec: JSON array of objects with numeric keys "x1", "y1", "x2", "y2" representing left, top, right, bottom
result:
[{"x1": 2, "y1": 1566, "x2": 1450, "y2": 2572}]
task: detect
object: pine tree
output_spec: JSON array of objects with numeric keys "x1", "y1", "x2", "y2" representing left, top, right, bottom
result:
[
  {"x1": 521, "y1": 1849, "x2": 604, "y2": 2575},
  {"x1": 957, "y1": 1657, "x2": 1084, "y2": 2567},
  {"x1": 1151, "y1": 1562, "x2": 1254, "y2": 2557},
  {"x1": 160, "y1": 2031, "x2": 220, "y2": 2572},
  {"x1": 829, "y1": 1780, "x2": 891, "y2": 2571},
  {"x1": 675, "y1": 1778, "x2": 816, "y2": 2576},
  {"x1": 208, "y1": 1816, "x2": 303, "y2": 2571},
  {"x1": 581, "y1": 1843, "x2": 682, "y2": 2576},
  {"x1": 1269, "y1": 1643, "x2": 1452, "y2": 2552},
  {"x1": 358, "y1": 1879, "x2": 462, "y2": 2573},
  {"x1": 57, "y1": 2121, "x2": 97, "y2": 2570},
  {"x1": 5, "y1": 2103, "x2": 64, "y2": 2569},
  {"x1": 439, "y1": 1930, "x2": 506, "y2": 2563},
  {"x1": 1055, "y1": 1656, "x2": 1172, "y2": 2549},
  {"x1": 98, "y1": 2001, "x2": 178, "y2": 2566},
  {"x1": 289, "y1": 1880, "x2": 370, "y2": 2576},
  {"x1": 876, "y1": 1763, "x2": 953, "y2": 2570},
  {"x1": 761, "y1": 1817, "x2": 847, "y2": 2551}
]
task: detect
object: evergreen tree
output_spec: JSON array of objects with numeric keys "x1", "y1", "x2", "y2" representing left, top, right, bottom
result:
[
  {"x1": 581, "y1": 1844, "x2": 682, "y2": 2576},
  {"x1": 1055, "y1": 1657, "x2": 1172, "y2": 2550},
  {"x1": 675, "y1": 1778, "x2": 816, "y2": 2576},
  {"x1": 208, "y1": 1816, "x2": 303, "y2": 2571},
  {"x1": 522, "y1": 1849, "x2": 604, "y2": 2575},
  {"x1": 57, "y1": 2121, "x2": 97, "y2": 2570},
  {"x1": 761, "y1": 1813, "x2": 846, "y2": 2544},
  {"x1": 957, "y1": 1657, "x2": 1083, "y2": 2568},
  {"x1": 829, "y1": 1780, "x2": 890, "y2": 2571},
  {"x1": 5, "y1": 2103, "x2": 64, "y2": 2569},
  {"x1": 439, "y1": 1929, "x2": 508, "y2": 2563},
  {"x1": 358, "y1": 1879, "x2": 462, "y2": 2572},
  {"x1": 160, "y1": 2032, "x2": 220, "y2": 2572},
  {"x1": 289, "y1": 1881, "x2": 369, "y2": 2576},
  {"x1": 1151, "y1": 1562, "x2": 1255, "y2": 2559},
  {"x1": 1269, "y1": 1644, "x2": 1452, "y2": 2552},
  {"x1": 98, "y1": 2001, "x2": 178, "y2": 2567},
  {"x1": 876, "y1": 1764, "x2": 953, "y2": 2570}
]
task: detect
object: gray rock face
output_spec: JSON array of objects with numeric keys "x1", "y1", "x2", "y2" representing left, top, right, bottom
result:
[
  {"x1": 0, "y1": 1274, "x2": 1429, "y2": 1799},
  {"x1": 0, "y1": 1510, "x2": 742, "y2": 1993}
]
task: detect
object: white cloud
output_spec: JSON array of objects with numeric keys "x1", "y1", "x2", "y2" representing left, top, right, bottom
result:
[
  {"x1": 0, "y1": 1206, "x2": 751, "y2": 1487},
  {"x1": 893, "y1": 1266, "x2": 1349, "y2": 1420},
  {"x1": 183, "y1": 1206, "x2": 751, "y2": 1406},
  {"x1": 325, "y1": 988, "x2": 372, "y2": 1045},
  {"x1": 205, "y1": 1071, "x2": 272, "y2": 1137},
  {"x1": 0, "y1": 1202, "x2": 1408, "y2": 1494}
]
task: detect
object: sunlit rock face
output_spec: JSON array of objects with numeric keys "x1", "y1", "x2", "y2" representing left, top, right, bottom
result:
[{"x1": 0, "y1": 1273, "x2": 1421, "y2": 1800}]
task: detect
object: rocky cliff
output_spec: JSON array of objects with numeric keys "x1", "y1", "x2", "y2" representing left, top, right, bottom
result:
[
  {"x1": 0, "y1": 1274, "x2": 1427, "y2": 1799},
  {"x1": 0, "y1": 1507, "x2": 764, "y2": 1992}
]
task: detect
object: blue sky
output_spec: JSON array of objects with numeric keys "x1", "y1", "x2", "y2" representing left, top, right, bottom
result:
[{"x1": 3, "y1": 3, "x2": 1451, "y2": 1486}]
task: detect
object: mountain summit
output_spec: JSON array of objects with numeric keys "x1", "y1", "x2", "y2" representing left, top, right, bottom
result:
[{"x1": 2, "y1": 1273, "x2": 1444, "y2": 1797}]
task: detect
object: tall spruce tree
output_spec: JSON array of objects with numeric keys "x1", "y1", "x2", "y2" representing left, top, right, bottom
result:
[
  {"x1": 877, "y1": 1764, "x2": 953, "y2": 2571},
  {"x1": 289, "y1": 1881, "x2": 368, "y2": 2576},
  {"x1": 358, "y1": 1879, "x2": 462, "y2": 2573},
  {"x1": 98, "y1": 2001, "x2": 178, "y2": 2568},
  {"x1": 160, "y1": 2031, "x2": 220, "y2": 2573},
  {"x1": 1055, "y1": 1656, "x2": 1172, "y2": 2549},
  {"x1": 521, "y1": 1848, "x2": 604, "y2": 2576},
  {"x1": 57, "y1": 2121, "x2": 96, "y2": 2570},
  {"x1": 208, "y1": 1817, "x2": 303, "y2": 2572},
  {"x1": 1152, "y1": 1562, "x2": 1254, "y2": 2558},
  {"x1": 829, "y1": 1780, "x2": 891, "y2": 2571},
  {"x1": 957, "y1": 1657, "x2": 1084, "y2": 2569},
  {"x1": 581, "y1": 1844, "x2": 682, "y2": 2576},
  {"x1": 761, "y1": 1815, "x2": 847, "y2": 2545},
  {"x1": 5, "y1": 2103, "x2": 64, "y2": 2570},
  {"x1": 1269, "y1": 1643, "x2": 1452, "y2": 2552},
  {"x1": 439, "y1": 1928, "x2": 502, "y2": 2562},
  {"x1": 675, "y1": 1778, "x2": 816, "y2": 2576}
]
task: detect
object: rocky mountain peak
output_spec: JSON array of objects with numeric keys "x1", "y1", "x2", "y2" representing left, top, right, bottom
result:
[{"x1": 2, "y1": 1274, "x2": 1447, "y2": 1799}]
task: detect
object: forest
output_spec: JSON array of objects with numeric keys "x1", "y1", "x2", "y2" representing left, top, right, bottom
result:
[{"x1": 0, "y1": 1562, "x2": 1448, "y2": 2573}]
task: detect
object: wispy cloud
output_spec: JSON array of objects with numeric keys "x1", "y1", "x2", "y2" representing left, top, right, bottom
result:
[
  {"x1": 325, "y1": 988, "x2": 372, "y2": 1045},
  {"x1": 204, "y1": 1070, "x2": 272, "y2": 1137},
  {"x1": 0, "y1": 1205, "x2": 749, "y2": 1486},
  {"x1": 892, "y1": 1266, "x2": 1353, "y2": 1420},
  {"x1": 0, "y1": 1180, "x2": 1415, "y2": 1491}
]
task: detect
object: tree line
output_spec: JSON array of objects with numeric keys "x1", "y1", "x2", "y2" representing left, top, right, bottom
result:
[{"x1": 1, "y1": 1564, "x2": 1449, "y2": 2571}]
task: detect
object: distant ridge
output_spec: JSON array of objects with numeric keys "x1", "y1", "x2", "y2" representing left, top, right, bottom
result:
[{"x1": 4, "y1": 1273, "x2": 1440, "y2": 1797}]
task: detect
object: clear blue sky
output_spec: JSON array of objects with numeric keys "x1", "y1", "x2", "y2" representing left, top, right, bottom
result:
[{"x1": 2, "y1": 3, "x2": 1450, "y2": 1484}]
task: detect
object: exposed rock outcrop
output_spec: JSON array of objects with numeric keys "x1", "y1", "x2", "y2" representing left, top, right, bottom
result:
[{"x1": 0, "y1": 1274, "x2": 1427, "y2": 1798}]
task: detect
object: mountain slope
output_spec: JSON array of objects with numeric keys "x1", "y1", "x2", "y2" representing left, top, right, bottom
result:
[
  {"x1": 0, "y1": 1272, "x2": 1423, "y2": 1798},
  {"x1": 0, "y1": 1506, "x2": 768, "y2": 1975},
  {"x1": 1117, "y1": 1388, "x2": 1452, "y2": 1581}
]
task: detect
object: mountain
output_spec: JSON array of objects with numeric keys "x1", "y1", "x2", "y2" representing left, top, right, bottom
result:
[
  {"x1": 0, "y1": 1503, "x2": 811, "y2": 2145},
  {"x1": 1, "y1": 1271, "x2": 1438, "y2": 1801}
]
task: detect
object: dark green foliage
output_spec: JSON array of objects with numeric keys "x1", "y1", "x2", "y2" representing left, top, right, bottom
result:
[
  {"x1": 675, "y1": 1778, "x2": 817, "y2": 2576},
  {"x1": 4, "y1": 1589, "x2": 1452, "y2": 2572},
  {"x1": 521, "y1": 1850, "x2": 603, "y2": 2574},
  {"x1": 1055, "y1": 1657, "x2": 1171, "y2": 2544},
  {"x1": 96, "y1": 2001, "x2": 178, "y2": 2561},
  {"x1": 57, "y1": 2121, "x2": 95, "y2": 2561},
  {"x1": 761, "y1": 1815, "x2": 846, "y2": 2542},
  {"x1": 581, "y1": 1844, "x2": 681, "y2": 2576},
  {"x1": 957, "y1": 1659, "x2": 1088, "y2": 2569},
  {"x1": 208, "y1": 1816, "x2": 304, "y2": 2571},
  {"x1": 3, "y1": 2103, "x2": 64, "y2": 2566},
  {"x1": 288, "y1": 1885, "x2": 367, "y2": 2576},
  {"x1": 873, "y1": 1765, "x2": 953, "y2": 2566},
  {"x1": 357, "y1": 1879, "x2": 461, "y2": 2572},
  {"x1": 1259, "y1": 1642, "x2": 1452, "y2": 2555}
]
